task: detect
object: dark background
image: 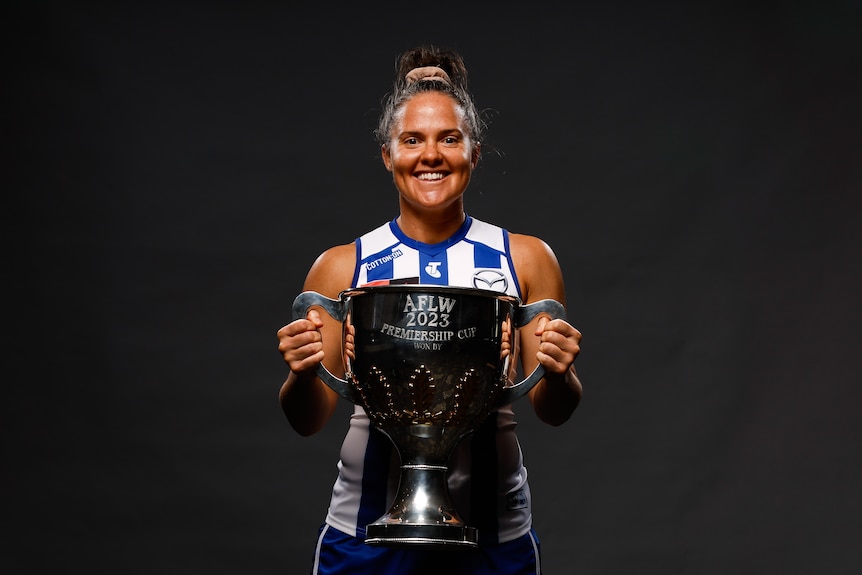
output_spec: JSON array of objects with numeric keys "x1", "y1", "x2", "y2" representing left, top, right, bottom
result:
[{"x1": 7, "y1": 1, "x2": 862, "y2": 573}]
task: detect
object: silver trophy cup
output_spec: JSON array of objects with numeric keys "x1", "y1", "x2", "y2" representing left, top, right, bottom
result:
[{"x1": 292, "y1": 285, "x2": 565, "y2": 548}]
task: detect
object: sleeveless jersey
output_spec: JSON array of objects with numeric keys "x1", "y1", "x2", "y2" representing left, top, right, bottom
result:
[{"x1": 324, "y1": 215, "x2": 534, "y2": 545}]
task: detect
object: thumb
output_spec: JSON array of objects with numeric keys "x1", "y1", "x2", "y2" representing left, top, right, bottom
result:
[
  {"x1": 307, "y1": 309, "x2": 325, "y2": 328},
  {"x1": 535, "y1": 315, "x2": 550, "y2": 336}
]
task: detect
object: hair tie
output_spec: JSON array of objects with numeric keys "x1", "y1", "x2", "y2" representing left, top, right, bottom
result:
[{"x1": 405, "y1": 66, "x2": 451, "y2": 85}]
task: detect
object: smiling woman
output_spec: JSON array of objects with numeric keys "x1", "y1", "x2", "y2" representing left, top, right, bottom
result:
[
  {"x1": 382, "y1": 91, "x2": 479, "y2": 233},
  {"x1": 275, "y1": 45, "x2": 583, "y2": 575}
]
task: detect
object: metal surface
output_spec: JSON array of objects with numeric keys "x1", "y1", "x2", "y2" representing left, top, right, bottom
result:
[{"x1": 292, "y1": 285, "x2": 566, "y2": 548}]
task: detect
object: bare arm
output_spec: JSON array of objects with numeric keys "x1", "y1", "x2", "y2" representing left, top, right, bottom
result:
[
  {"x1": 510, "y1": 233, "x2": 583, "y2": 426},
  {"x1": 277, "y1": 243, "x2": 356, "y2": 436}
]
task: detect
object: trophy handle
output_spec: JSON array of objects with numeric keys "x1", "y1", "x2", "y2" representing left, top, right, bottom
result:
[
  {"x1": 291, "y1": 291, "x2": 361, "y2": 405},
  {"x1": 497, "y1": 298, "x2": 568, "y2": 407}
]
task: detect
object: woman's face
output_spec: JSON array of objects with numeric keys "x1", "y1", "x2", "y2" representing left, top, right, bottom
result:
[{"x1": 382, "y1": 91, "x2": 479, "y2": 214}]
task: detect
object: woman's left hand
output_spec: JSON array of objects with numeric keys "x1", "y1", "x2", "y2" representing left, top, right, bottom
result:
[{"x1": 534, "y1": 317, "x2": 581, "y2": 375}]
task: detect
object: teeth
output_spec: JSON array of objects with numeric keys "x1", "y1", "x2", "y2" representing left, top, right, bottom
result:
[{"x1": 417, "y1": 173, "x2": 444, "y2": 181}]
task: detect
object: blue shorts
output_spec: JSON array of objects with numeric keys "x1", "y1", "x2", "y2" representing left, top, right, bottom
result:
[{"x1": 309, "y1": 524, "x2": 542, "y2": 575}]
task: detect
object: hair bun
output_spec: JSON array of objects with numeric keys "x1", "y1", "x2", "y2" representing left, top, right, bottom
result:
[{"x1": 405, "y1": 66, "x2": 452, "y2": 85}]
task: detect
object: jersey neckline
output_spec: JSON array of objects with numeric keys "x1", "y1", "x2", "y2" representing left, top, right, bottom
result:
[{"x1": 388, "y1": 215, "x2": 474, "y2": 252}]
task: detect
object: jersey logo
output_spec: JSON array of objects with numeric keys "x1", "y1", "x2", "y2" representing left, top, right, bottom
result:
[
  {"x1": 473, "y1": 269, "x2": 508, "y2": 292},
  {"x1": 507, "y1": 488, "x2": 528, "y2": 510},
  {"x1": 424, "y1": 261, "x2": 442, "y2": 278},
  {"x1": 365, "y1": 248, "x2": 404, "y2": 272}
]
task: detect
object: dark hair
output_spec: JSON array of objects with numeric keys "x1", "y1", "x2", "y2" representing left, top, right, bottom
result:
[{"x1": 375, "y1": 46, "x2": 484, "y2": 151}]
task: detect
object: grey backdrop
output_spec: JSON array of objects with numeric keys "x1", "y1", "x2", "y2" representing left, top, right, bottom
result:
[{"x1": 8, "y1": 2, "x2": 862, "y2": 574}]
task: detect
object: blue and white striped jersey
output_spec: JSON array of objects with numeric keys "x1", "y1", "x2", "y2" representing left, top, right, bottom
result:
[{"x1": 352, "y1": 215, "x2": 521, "y2": 297}]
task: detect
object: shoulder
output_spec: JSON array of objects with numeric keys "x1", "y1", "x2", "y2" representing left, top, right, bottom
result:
[
  {"x1": 303, "y1": 242, "x2": 357, "y2": 298},
  {"x1": 509, "y1": 233, "x2": 565, "y2": 303},
  {"x1": 509, "y1": 233, "x2": 559, "y2": 268}
]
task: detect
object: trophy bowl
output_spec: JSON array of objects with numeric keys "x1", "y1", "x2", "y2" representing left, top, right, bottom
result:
[{"x1": 292, "y1": 285, "x2": 565, "y2": 548}]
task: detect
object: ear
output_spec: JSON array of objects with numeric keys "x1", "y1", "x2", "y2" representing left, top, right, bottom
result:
[
  {"x1": 381, "y1": 145, "x2": 393, "y2": 172},
  {"x1": 471, "y1": 143, "x2": 481, "y2": 169}
]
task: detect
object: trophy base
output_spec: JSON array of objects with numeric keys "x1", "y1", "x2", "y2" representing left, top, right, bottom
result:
[{"x1": 365, "y1": 522, "x2": 478, "y2": 549}]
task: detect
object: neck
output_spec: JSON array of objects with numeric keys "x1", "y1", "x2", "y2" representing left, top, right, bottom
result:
[{"x1": 396, "y1": 204, "x2": 466, "y2": 244}]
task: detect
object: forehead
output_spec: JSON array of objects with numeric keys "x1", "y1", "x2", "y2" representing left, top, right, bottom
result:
[{"x1": 394, "y1": 92, "x2": 466, "y2": 131}]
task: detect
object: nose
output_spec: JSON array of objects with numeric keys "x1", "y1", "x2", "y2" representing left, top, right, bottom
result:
[{"x1": 420, "y1": 142, "x2": 442, "y2": 163}]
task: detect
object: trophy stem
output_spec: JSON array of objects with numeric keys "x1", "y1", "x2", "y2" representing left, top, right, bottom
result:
[{"x1": 365, "y1": 465, "x2": 478, "y2": 548}]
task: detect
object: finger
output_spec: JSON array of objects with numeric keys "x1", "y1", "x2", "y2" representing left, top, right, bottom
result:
[
  {"x1": 534, "y1": 315, "x2": 550, "y2": 336},
  {"x1": 539, "y1": 320, "x2": 582, "y2": 348},
  {"x1": 543, "y1": 330, "x2": 581, "y2": 356},
  {"x1": 536, "y1": 331, "x2": 579, "y2": 364},
  {"x1": 275, "y1": 311, "x2": 325, "y2": 338},
  {"x1": 280, "y1": 327, "x2": 325, "y2": 356},
  {"x1": 277, "y1": 321, "x2": 324, "y2": 355},
  {"x1": 277, "y1": 319, "x2": 315, "y2": 339},
  {"x1": 306, "y1": 309, "x2": 325, "y2": 328},
  {"x1": 536, "y1": 350, "x2": 569, "y2": 374},
  {"x1": 288, "y1": 348, "x2": 326, "y2": 374},
  {"x1": 538, "y1": 334, "x2": 568, "y2": 358}
]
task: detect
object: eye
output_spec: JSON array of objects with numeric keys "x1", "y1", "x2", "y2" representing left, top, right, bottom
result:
[
  {"x1": 443, "y1": 136, "x2": 460, "y2": 145},
  {"x1": 404, "y1": 137, "x2": 420, "y2": 145}
]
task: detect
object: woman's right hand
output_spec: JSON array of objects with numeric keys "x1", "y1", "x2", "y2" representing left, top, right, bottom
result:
[{"x1": 277, "y1": 309, "x2": 326, "y2": 375}]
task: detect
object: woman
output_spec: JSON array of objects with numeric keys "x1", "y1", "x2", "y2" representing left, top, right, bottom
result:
[{"x1": 277, "y1": 45, "x2": 583, "y2": 575}]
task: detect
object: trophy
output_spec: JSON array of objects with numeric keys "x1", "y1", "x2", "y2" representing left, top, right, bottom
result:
[{"x1": 292, "y1": 285, "x2": 565, "y2": 548}]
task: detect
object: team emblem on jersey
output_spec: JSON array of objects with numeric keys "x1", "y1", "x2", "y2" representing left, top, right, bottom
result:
[
  {"x1": 472, "y1": 269, "x2": 508, "y2": 292},
  {"x1": 424, "y1": 261, "x2": 442, "y2": 278}
]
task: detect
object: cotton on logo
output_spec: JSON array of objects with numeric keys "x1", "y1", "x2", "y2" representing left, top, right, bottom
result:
[
  {"x1": 425, "y1": 262, "x2": 442, "y2": 278},
  {"x1": 472, "y1": 270, "x2": 508, "y2": 292}
]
